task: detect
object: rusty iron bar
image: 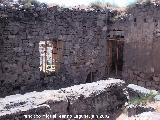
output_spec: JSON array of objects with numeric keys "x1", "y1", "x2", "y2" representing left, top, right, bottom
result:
[
  {"x1": 53, "y1": 41, "x2": 57, "y2": 72},
  {"x1": 107, "y1": 41, "x2": 112, "y2": 76},
  {"x1": 45, "y1": 41, "x2": 47, "y2": 77}
]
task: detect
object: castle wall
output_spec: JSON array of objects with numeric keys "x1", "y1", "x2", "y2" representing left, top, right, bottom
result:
[
  {"x1": 0, "y1": 6, "x2": 109, "y2": 97},
  {"x1": 119, "y1": 4, "x2": 160, "y2": 90},
  {"x1": 1, "y1": 3, "x2": 160, "y2": 97}
]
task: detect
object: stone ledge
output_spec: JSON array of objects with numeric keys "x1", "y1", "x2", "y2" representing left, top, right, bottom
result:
[{"x1": 0, "y1": 78, "x2": 127, "y2": 120}]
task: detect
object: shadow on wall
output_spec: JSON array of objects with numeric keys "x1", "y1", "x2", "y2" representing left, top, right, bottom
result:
[
  {"x1": 86, "y1": 72, "x2": 94, "y2": 83},
  {"x1": 86, "y1": 70, "x2": 99, "y2": 83}
]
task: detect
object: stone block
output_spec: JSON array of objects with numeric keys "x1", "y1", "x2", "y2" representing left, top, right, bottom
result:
[
  {"x1": 153, "y1": 76, "x2": 160, "y2": 82},
  {"x1": 145, "y1": 81, "x2": 152, "y2": 87},
  {"x1": 0, "y1": 79, "x2": 127, "y2": 120},
  {"x1": 138, "y1": 80, "x2": 145, "y2": 87}
]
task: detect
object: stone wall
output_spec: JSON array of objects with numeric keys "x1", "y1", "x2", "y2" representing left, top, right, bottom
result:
[
  {"x1": 1, "y1": 2, "x2": 160, "y2": 97},
  {"x1": 111, "y1": 3, "x2": 160, "y2": 90},
  {"x1": 0, "y1": 79, "x2": 127, "y2": 120},
  {"x1": 0, "y1": 6, "x2": 110, "y2": 97}
]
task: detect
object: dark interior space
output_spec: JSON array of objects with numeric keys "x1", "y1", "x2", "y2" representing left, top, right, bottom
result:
[
  {"x1": 86, "y1": 72, "x2": 95, "y2": 83},
  {"x1": 107, "y1": 40, "x2": 124, "y2": 77}
]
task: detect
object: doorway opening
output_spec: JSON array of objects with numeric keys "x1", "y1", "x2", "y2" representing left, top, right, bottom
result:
[
  {"x1": 86, "y1": 72, "x2": 95, "y2": 83},
  {"x1": 106, "y1": 39, "x2": 124, "y2": 78}
]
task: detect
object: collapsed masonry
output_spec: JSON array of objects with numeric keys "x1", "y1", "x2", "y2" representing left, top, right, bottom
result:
[
  {"x1": 0, "y1": 2, "x2": 160, "y2": 97},
  {"x1": 0, "y1": 79, "x2": 127, "y2": 120}
]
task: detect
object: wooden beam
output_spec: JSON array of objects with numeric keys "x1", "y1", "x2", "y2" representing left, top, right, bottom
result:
[
  {"x1": 108, "y1": 38, "x2": 124, "y2": 41},
  {"x1": 116, "y1": 42, "x2": 118, "y2": 76}
]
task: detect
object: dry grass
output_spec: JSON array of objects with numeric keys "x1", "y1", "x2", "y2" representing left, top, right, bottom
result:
[{"x1": 116, "y1": 101, "x2": 160, "y2": 120}]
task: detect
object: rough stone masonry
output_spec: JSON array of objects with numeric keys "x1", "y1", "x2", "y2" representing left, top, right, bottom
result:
[
  {"x1": 0, "y1": 1, "x2": 160, "y2": 97},
  {"x1": 0, "y1": 5, "x2": 110, "y2": 97},
  {"x1": 113, "y1": 2, "x2": 160, "y2": 90},
  {"x1": 0, "y1": 79, "x2": 127, "y2": 120}
]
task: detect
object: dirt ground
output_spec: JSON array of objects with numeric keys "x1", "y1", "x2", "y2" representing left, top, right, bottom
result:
[{"x1": 116, "y1": 101, "x2": 160, "y2": 120}]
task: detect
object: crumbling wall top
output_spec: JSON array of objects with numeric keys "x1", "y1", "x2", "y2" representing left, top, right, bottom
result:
[{"x1": 0, "y1": 3, "x2": 110, "y2": 21}]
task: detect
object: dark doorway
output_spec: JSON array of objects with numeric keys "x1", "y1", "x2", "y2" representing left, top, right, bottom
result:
[
  {"x1": 106, "y1": 39, "x2": 124, "y2": 77},
  {"x1": 86, "y1": 72, "x2": 94, "y2": 83}
]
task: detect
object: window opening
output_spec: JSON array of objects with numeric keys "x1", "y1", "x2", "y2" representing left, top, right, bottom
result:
[{"x1": 39, "y1": 40, "x2": 63, "y2": 76}]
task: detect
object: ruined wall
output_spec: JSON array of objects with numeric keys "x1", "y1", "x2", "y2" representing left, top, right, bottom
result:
[
  {"x1": 2, "y1": 2, "x2": 160, "y2": 97},
  {"x1": 114, "y1": 3, "x2": 160, "y2": 90},
  {"x1": 0, "y1": 79, "x2": 127, "y2": 120},
  {"x1": 0, "y1": 6, "x2": 110, "y2": 97}
]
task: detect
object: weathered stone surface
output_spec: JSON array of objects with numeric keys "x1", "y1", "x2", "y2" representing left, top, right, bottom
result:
[
  {"x1": 110, "y1": 3, "x2": 160, "y2": 90},
  {"x1": 1, "y1": 2, "x2": 160, "y2": 97},
  {"x1": 127, "y1": 84, "x2": 158, "y2": 100},
  {"x1": 0, "y1": 79, "x2": 127, "y2": 120},
  {"x1": 0, "y1": 6, "x2": 112, "y2": 97}
]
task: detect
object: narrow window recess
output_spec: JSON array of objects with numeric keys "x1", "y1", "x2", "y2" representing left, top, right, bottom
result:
[{"x1": 39, "y1": 40, "x2": 63, "y2": 76}]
